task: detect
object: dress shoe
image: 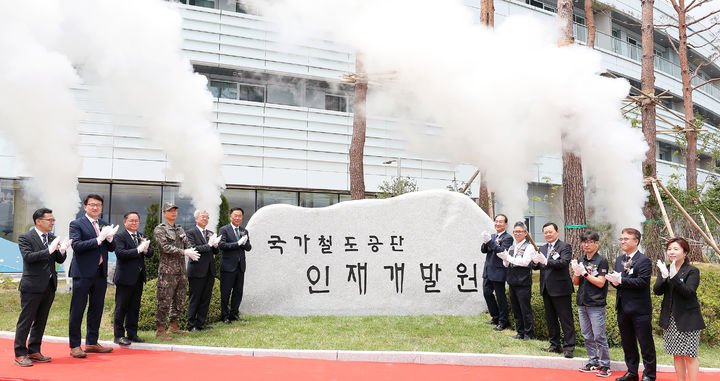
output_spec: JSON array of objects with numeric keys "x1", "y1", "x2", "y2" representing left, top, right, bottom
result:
[
  {"x1": 563, "y1": 349, "x2": 574, "y2": 358},
  {"x1": 640, "y1": 376, "x2": 653, "y2": 381},
  {"x1": 615, "y1": 372, "x2": 639, "y2": 381},
  {"x1": 113, "y1": 337, "x2": 131, "y2": 346},
  {"x1": 485, "y1": 319, "x2": 499, "y2": 325},
  {"x1": 540, "y1": 346, "x2": 562, "y2": 354},
  {"x1": 85, "y1": 343, "x2": 113, "y2": 353},
  {"x1": 522, "y1": 335, "x2": 532, "y2": 341},
  {"x1": 493, "y1": 324, "x2": 508, "y2": 331},
  {"x1": 128, "y1": 336, "x2": 145, "y2": 343},
  {"x1": 70, "y1": 346, "x2": 87, "y2": 358},
  {"x1": 27, "y1": 353, "x2": 52, "y2": 362},
  {"x1": 223, "y1": 318, "x2": 232, "y2": 324},
  {"x1": 511, "y1": 334, "x2": 523, "y2": 339},
  {"x1": 200, "y1": 325, "x2": 213, "y2": 330},
  {"x1": 14, "y1": 356, "x2": 33, "y2": 367}
]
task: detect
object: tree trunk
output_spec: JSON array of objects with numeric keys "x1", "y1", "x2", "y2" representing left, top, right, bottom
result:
[
  {"x1": 558, "y1": 0, "x2": 585, "y2": 256},
  {"x1": 584, "y1": 0, "x2": 595, "y2": 48},
  {"x1": 674, "y1": 2, "x2": 697, "y2": 191},
  {"x1": 480, "y1": 0, "x2": 494, "y2": 27},
  {"x1": 478, "y1": 173, "x2": 491, "y2": 215},
  {"x1": 640, "y1": 0, "x2": 663, "y2": 265},
  {"x1": 350, "y1": 54, "x2": 367, "y2": 200}
]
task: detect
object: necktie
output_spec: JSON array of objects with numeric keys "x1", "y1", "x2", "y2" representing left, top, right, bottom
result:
[
  {"x1": 202, "y1": 230, "x2": 207, "y2": 243},
  {"x1": 132, "y1": 233, "x2": 138, "y2": 246},
  {"x1": 496, "y1": 233, "x2": 501, "y2": 244},
  {"x1": 234, "y1": 227, "x2": 240, "y2": 240},
  {"x1": 546, "y1": 244, "x2": 553, "y2": 258},
  {"x1": 42, "y1": 233, "x2": 48, "y2": 247}
]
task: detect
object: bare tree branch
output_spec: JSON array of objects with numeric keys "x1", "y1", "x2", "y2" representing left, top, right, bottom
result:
[
  {"x1": 692, "y1": 77, "x2": 720, "y2": 91},
  {"x1": 666, "y1": 29, "x2": 681, "y2": 55},
  {"x1": 686, "y1": 9, "x2": 720, "y2": 29},
  {"x1": 686, "y1": 0, "x2": 715, "y2": 13},
  {"x1": 612, "y1": 19, "x2": 642, "y2": 28},
  {"x1": 688, "y1": 32, "x2": 720, "y2": 49}
]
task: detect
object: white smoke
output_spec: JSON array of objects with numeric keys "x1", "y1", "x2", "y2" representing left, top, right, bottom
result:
[
  {"x1": 0, "y1": 1, "x2": 82, "y2": 238},
  {"x1": 0, "y1": 0, "x2": 226, "y2": 229},
  {"x1": 253, "y1": 0, "x2": 648, "y2": 230}
]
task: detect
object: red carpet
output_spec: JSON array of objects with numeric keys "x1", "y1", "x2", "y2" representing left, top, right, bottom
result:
[{"x1": 0, "y1": 339, "x2": 716, "y2": 381}]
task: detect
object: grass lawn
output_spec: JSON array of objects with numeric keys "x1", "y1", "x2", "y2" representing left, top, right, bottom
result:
[{"x1": 1, "y1": 282, "x2": 719, "y2": 368}]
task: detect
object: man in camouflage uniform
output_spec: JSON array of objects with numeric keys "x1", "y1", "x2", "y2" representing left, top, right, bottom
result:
[{"x1": 153, "y1": 202, "x2": 199, "y2": 340}]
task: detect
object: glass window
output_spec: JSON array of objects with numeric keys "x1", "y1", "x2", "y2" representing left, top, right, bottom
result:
[
  {"x1": 109, "y1": 184, "x2": 162, "y2": 232},
  {"x1": 300, "y1": 192, "x2": 338, "y2": 208},
  {"x1": 190, "y1": 0, "x2": 216, "y2": 9},
  {"x1": 339, "y1": 194, "x2": 352, "y2": 203},
  {"x1": 76, "y1": 183, "x2": 112, "y2": 222},
  {"x1": 658, "y1": 142, "x2": 674, "y2": 162},
  {"x1": 267, "y1": 84, "x2": 299, "y2": 106},
  {"x1": 209, "y1": 80, "x2": 238, "y2": 99},
  {"x1": 223, "y1": 189, "x2": 256, "y2": 228},
  {"x1": 257, "y1": 190, "x2": 298, "y2": 209},
  {"x1": 325, "y1": 94, "x2": 347, "y2": 112},
  {"x1": 161, "y1": 186, "x2": 196, "y2": 231},
  {"x1": 238, "y1": 84, "x2": 265, "y2": 103}
]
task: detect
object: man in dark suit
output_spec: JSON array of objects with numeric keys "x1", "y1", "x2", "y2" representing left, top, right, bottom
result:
[
  {"x1": 112, "y1": 211, "x2": 153, "y2": 345},
  {"x1": 218, "y1": 207, "x2": 252, "y2": 324},
  {"x1": 532, "y1": 222, "x2": 576, "y2": 358},
  {"x1": 607, "y1": 228, "x2": 656, "y2": 381},
  {"x1": 13, "y1": 208, "x2": 68, "y2": 367},
  {"x1": 480, "y1": 214, "x2": 513, "y2": 331},
  {"x1": 186, "y1": 210, "x2": 220, "y2": 331},
  {"x1": 68, "y1": 194, "x2": 118, "y2": 358}
]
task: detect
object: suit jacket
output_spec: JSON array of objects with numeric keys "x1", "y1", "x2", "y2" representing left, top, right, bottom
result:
[
  {"x1": 113, "y1": 229, "x2": 153, "y2": 286},
  {"x1": 611, "y1": 251, "x2": 653, "y2": 315},
  {"x1": 480, "y1": 231, "x2": 512, "y2": 282},
  {"x1": 186, "y1": 226, "x2": 219, "y2": 278},
  {"x1": 69, "y1": 216, "x2": 116, "y2": 278},
  {"x1": 653, "y1": 262, "x2": 706, "y2": 332},
  {"x1": 218, "y1": 224, "x2": 252, "y2": 273},
  {"x1": 533, "y1": 239, "x2": 574, "y2": 296},
  {"x1": 18, "y1": 230, "x2": 66, "y2": 293}
]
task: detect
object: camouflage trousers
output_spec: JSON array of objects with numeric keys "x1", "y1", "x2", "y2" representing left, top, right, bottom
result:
[{"x1": 155, "y1": 272, "x2": 187, "y2": 326}]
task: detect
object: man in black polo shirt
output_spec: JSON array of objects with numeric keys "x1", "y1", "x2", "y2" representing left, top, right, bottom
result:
[{"x1": 571, "y1": 230, "x2": 611, "y2": 377}]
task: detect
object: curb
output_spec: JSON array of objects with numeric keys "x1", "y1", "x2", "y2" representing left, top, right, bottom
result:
[{"x1": 2, "y1": 331, "x2": 718, "y2": 373}]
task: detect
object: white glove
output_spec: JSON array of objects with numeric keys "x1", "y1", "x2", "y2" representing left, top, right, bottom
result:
[
  {"x1": 59, "y1": 238, "x2": 72, "y2": 254},
  {"x1": 209, "y1": 233, "x2": 220, "y2": 248},
  {"x1": 138, "y1": 239, "x2": 150, "y2": 253},
  {"x1": 577, "y1": 263, "x2": 587, "y2": 277},
  {"x1": 184, "y1": 248, "x2": 200, "y2": 261},
  {"x1": 570, "y1": 259, "x2": 579, "y2": 273},
  {"x1": 480, "y1": 231, "x2": 491, "y2": 244},
  {"x1": 656, "y1": 260, "x2": 669, "y2": 279},
  {"x1": 535, "y1": 252, "x2": 547, "y2": 265},
  {"x1": 48, "y1": 237, "x2": 60, "y2": 253},
  {"x1": 106, "y1": 225, "x2": 120, "y2": 242},
  {"x1": 98, "y1": 225, "x2": 112, "y2": 242},
  {"x1": 496, "y1": 250, "x2": 509, "y2": 261},
  {"x1": 607, "y1": 272, "x2": 622, "y2": 286},
  {"x1": 237, "y1": 235, "x2": 248, "y2": 246},
  {"x1": 669, "y1": 259, "x2": 678, "y2": 279}
]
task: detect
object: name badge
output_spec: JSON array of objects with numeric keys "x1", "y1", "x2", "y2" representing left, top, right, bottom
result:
[
  {"x1": 628, "y1": 268, "x2": 634, "y2": 275},
  {"x1": 552, "y1": 253, "x2": 560, "y2": 260}
]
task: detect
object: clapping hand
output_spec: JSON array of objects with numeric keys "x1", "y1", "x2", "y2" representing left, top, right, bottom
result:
[
  {"x1": 237, "y1": 235, "x2": 248, "y2": 246},
  {"x1": 106, "y1": 225, "x2": 120, "y2": 242},
  {"x1": 59, "y1": 238, "x2": 72, "y2": 254},
  {"x1": 184, "y1": 248, "x2": 200, "y2": 261},
  {"x1": 137, "y1": 239, "x2": 150, "y2": 253},
  {"x1": 48, "y1": 237, "x2": 60, "y2": 253},
  {"x1": 480, "y1": 231, "x2": 491, "y2": 244},
  {"x1": 606, "y1": 271, "x2": 622, "y2": 286},
  {"x1": 209, "y1": 233, "x2": 220, "y2": 248},
  {"x1": 534, "y1": 252, "x2": 547, "y2": 265},
  {"x1": 98, "y1": 225, "x2": 113, "y2": 242},
  {"x1": 496, "y1": 250, "x2": 509, "y2": 261},
  {"x1": 669, "y1": 259, "x2": 678, "y2": 279},
  {"x1": 656, "y1": 260, "x2": 669, "y2": 279}
]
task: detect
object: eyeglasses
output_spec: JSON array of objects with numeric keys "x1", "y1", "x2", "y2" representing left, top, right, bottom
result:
[
  {"x1": 582, "y1": 240, "x2": 597, "y2": 245},
  {"x1": 618, "y1": 238, "x2": 635, "y2": 242},
  {"x1": 86, "y1": 203, "x2": 102, "y2": 208},
  {"x1": 198, "y1": 215, "x2": 209, "y2": 219},
  {"x1": 39, "y1": 218, "x2": 56, "y2": 222}
]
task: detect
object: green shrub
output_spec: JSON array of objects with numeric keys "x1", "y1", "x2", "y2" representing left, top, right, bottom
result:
[
  {"x1": 506, "y1": 271, "x2": 720, "y2": 346},
  {"x1": 138, "y1": 278, "x2": 222, "y2": 331}
]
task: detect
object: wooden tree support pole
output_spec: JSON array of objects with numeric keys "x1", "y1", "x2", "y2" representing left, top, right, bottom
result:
[
  {"x1": 461, "y1": 170, "x2": 480, "y2": 194},
  {"x1": 655, "y1": 178, "x2": 720, "y2": 258},
  {"x1": 699, "y1": 212, "x2": 717, "y2": 249},
  {"x1": 701, "y1": 203, "x2": 720, "y2": 227},
  {"x1": 650, "y1": 179, "x2": 675, "y2": 237}
]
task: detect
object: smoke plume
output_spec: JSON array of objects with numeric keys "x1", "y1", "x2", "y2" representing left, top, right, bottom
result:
[{"x1": 253, "y1": 0, "x2": 648, "y2": 230}]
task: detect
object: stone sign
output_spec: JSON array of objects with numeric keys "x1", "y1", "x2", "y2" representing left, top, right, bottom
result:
[{"x1": 243, "y1": 190, "x2": 494, "y2": 315}]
